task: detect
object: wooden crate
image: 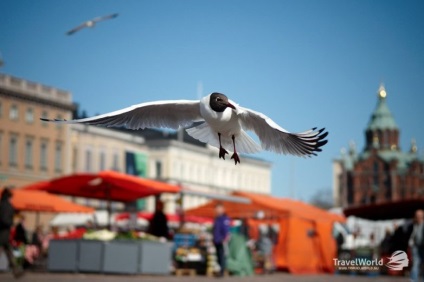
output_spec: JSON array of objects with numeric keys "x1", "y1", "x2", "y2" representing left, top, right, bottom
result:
[{"x1": 175, "y1": 268, "x2": 196, "y2": 276}]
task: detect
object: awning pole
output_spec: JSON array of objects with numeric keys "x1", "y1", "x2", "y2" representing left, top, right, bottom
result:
[
  {"x1": 35, "y1": 212, "x2": 40, "y2": 229},
  {"x1": 106, "y1": 186, "x2": 112, "y2": 230}
]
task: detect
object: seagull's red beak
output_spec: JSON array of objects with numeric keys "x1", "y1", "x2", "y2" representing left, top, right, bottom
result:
[{"x1": 227, "y1": 102, "x2": 236, "y2": 110}]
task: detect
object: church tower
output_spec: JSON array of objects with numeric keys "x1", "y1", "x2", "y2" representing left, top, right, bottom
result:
[
  {"x1": 333, "y1": 84, "x2": 424, "y2": 208},
  {"x1": 364, "y1": 84, "x2": 399, "y2": 151}
]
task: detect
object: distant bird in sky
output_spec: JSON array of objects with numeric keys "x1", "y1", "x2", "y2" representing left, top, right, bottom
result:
[
  {"x1": 66, "y1": 13, "x2": 118, "y2": 36},
  {"x1": 41, "y1": 93, "x2": 328, "y2": 165}
]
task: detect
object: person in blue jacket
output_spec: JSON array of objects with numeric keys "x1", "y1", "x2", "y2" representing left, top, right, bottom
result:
[{"x1": 212, "y1": 203, "x2": 231, "y2": 277}]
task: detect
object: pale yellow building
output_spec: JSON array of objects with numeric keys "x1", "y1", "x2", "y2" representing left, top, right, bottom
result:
[{"x1": 0, "y1": 73, "x2": 74, "y2": 188}]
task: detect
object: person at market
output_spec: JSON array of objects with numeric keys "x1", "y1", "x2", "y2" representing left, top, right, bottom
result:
[
  {"x1": 0, "y1": 188, "x2": 24, "y2": 278},
  {"x1": 21, "y1": 224, "x2": 45, "y2": 267},
  {"x1": 409, "y1": 209, "x2": 424, "y2": 282},
  {"x1": 256, "y1": 225, "x2": 274, "y2": 274},
  {"x1": 14, "y1": 214, "x2": 28, "y2": 246},
  {"x1": 148, "y1": 200, "x2": 169, "y2": 239},
  {"x1": 380, "y1": 228, "x2": 393, "y2": 256},
  {"x1": 85, "y1": 220, "x2": 96, "y2": 232},
  {"x1": 212, "y1": 203, "x2": 230, "y2": 278}
]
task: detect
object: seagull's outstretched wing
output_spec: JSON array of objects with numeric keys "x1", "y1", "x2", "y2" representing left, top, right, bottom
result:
[
  {"x1": 93, "y1": 13, "x2": 119, "y2": 23},
  {"x1": 66, "y1": 23, "x2": 89, "y2": 35},
  {"x1": 238, "y1": 107, "x2": 328, "y2": 157},
  {"x1": 41, "y1": 100, "x2": 202, "y2": 130}
]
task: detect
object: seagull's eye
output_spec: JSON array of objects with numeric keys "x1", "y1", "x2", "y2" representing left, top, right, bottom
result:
[{"x1": 216, "y1": 97, "x2": 222, "y2": 102}]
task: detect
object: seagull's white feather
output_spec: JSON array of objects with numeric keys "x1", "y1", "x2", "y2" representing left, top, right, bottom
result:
[
  {"x1": 44, "y1": 100, "x2": 202, "y2": 130},
  {"x1": 199, "y1": 96, "x2": 242, "y2": 136},
  {"x1": 186, "y1": 123, "x2": 261, "y2": 154},
  {"x1": 238, "y1": 107, "x2": 328, "y2": 157}
]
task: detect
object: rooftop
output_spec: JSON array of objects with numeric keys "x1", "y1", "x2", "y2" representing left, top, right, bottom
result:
[
  {"x1": 0, "y1": 73, "x2": 75, "y2": 110},
  {"x1": 366, "y1": 84, "x2": 398, "y2": 131}
]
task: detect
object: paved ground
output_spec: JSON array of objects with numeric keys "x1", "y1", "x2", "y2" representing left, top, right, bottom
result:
[{"x1": 0, "y1": 272, "x2": 408, "y2": 282}]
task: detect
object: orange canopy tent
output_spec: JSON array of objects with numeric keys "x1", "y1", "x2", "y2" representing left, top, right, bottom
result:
[
  {"x1": 186, "y1": 191, "x2": 345, "y2": 274},
  {"x1": 21, "y1": 170, "x2": 180, "y2": 202},
  {"x1": 0, "y1": 189, "x2": 94, "y2": 213}
]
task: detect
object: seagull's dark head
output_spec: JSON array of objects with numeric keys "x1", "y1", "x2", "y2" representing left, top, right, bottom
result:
[{"x1": 209, "y1": 92, "x2": 236, "y2": 113}]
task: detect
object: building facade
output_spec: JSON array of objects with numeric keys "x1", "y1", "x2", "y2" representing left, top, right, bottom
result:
[
  {"x1": 333, "y1": 85, "x2": 424, "y2": 208},
  {"x1": 0, "y1": 74, "x2": 74, "y2": 188}
]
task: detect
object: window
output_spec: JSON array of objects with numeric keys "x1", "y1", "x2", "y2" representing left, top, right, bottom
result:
[
  {"x1": 383, "y1": 131, "x2": 389, "y2": 148},
  {"x1": 25, "y1": 108, "x2": 34, "y2": 123},
  {"x1": 373, "y1": 161, "x2": 379, "y2": 190},
  {"x1": 40, "y1": 141, "x2": 48, "y2": 171},
  {"x1": 155, "y1": 161, "x2": 162, "y2": 179},
  {"x1": 41, "y1": 111, "x2": 48, "y2": 127},
  {"x1": 112, "y1": 153, "x2": 119, "y2": 171},
  {"x1": 99, "y1": 152, "x2": 106, "y2": 171},
  {"x1": 180, "y1": 163, "x2": 185, "y2": 180},
  {"x1": 9, "y1": 104, "x2": 18, "y2": 120},
  {"x1": 25, "y1": 139, "x2": 33, "y2": 169},
  {"x1": 56, "y1": 114, "x2": 63, "y2": 129},
  {"x1": 9, "y1": 135, "x2": 18, "y2": 166},
  {"x1": 72, "y1": 147, "x2": 78, "y2": 172},
  {"x1": 85, "y1": 149, "x2": 92, "y2": 172},
  {"x1": 55, "y1": 142, "x2": 62, "y2": 172}
]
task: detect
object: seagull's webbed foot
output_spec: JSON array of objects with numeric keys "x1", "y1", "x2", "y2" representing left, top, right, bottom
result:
[
  {"x1": 218, "y1": 133, "x2": 228, "y2": 160},
  {"x1": 230, "y1": 135, "x2": 240, "y2": 165},
  {"x1": 219, "y1": 147, "x2": 229, "y2": 160},
  {"x1": 231, "y1": 152, "x2": 240, "y2": 165}
]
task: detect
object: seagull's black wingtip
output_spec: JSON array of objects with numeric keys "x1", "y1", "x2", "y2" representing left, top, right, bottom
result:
[
  {"x1": 40, "y1": 118, "x2": 68, "y2": 122},
  {"x1": 309, "y1": 128, "x2": 329, "y2": 154}
]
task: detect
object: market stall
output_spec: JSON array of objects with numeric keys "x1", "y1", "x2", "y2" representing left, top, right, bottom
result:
[
  {"x1": 47, "y1": 236, "x2": 173, "y2": 274},
  {"x1": 20, "y1": 171, "x2": 181, "y2": 275},
  {"x1": 0, "y1": 189, "x2": 94, "y2": 272},
  {"x1": 186, "y1": 191, "x2": 346, "y2": 274}
]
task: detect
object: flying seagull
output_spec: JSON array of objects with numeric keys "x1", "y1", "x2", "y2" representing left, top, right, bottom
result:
[
  {"x1": 41, "y1": 93, "x2": 328, "y2": 165},
  {"x1": 66, "y1": 13, "x2": 119, "y2": 36}
]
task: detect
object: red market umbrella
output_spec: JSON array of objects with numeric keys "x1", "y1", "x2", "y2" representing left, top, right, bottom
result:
[
  {"x1": 21, "y1": 170, "x2": 180, "y2": 202},
  {"x1": 21, "y1": 170, "x2": 181, "y2": 228}
]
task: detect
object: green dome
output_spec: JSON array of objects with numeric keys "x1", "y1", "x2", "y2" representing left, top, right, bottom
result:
[{"x1": 366, "y1": 85, "x2": 398, "y2": 131}]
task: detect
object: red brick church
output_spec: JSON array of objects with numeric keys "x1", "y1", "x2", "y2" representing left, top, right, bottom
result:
[{"x1": 334, "y1": 85, "x2": 424, "y2": 208}]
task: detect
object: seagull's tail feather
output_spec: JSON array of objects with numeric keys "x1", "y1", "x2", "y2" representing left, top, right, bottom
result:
[
  {"x1": 233, "y1": 130, "x2": 262, "y2": 154},
  {"x1": 186, "y1": 123, "x2": 261, "y2": 154},
  {"x1": 186, "y1": 123, "x2": 220, "y2": 149}
]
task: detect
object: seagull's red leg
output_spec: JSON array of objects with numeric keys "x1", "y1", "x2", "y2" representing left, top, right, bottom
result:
[
  {"x1": 218, "y1": 133, "x2": 228, "y2": 160},
  {"x1": 230, "y1": 135, "x2": 241, "y2": 165}
]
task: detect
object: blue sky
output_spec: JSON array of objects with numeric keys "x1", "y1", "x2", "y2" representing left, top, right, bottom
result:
[{"x1": 1, "y1": 0, "x2": 423, "y2": 201}]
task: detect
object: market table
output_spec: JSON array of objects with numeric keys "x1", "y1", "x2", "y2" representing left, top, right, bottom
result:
[{"x1": 47, "y1": 239, "x2": 173, "y2": 275}]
